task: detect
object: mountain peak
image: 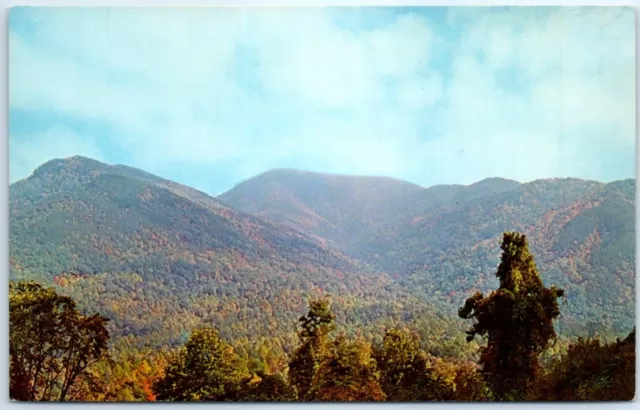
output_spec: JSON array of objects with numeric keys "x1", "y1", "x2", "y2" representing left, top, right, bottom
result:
[
  {"x1": 466, "y1": 177, "x2": 521, "y2": 193},
  {"x1": 30, "y1": 155, "x2": 110, "y2": 179},
  {"x1": 469, "y1": 177, "x2": 520, "y2": 187},
  {"x1": 243, "y1": 168, "x2": 426, "y2": 191},
  {"x1": 64, "y1": 154, "x2": 98, "y2": 162}
]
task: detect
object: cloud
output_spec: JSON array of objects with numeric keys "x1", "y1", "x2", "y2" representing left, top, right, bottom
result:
[
  {"x1": 424, "y1": 7, "x2": 635, "y2": 184},
  {"x1": 8, "y1": 6, "x2": 635, "y2": 192},
  {"x1": 242, "y1": 9, "x2": 439, "y2": 109}
]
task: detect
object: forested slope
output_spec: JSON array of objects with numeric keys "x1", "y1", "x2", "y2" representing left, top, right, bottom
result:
[
  {"x1": 9, "y1": 157, "x2": 463, "y2": 354},
  {"x1": 221, "y1": 170, "x2": 635, "y2": 334}
]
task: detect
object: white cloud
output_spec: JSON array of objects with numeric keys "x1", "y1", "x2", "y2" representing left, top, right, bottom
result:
[
  {"x1": 396, "y1": 74, "x2": 444, "y2": 109},
  {"x1": 8, "y1": 7, "x2": 635, "y2": 191},
  {"x1": 428, "y1": 7, "x2": 635, "y2": 184},
  {"x1": 245, "y1": 9, "x2": 435, "y2": 109}
]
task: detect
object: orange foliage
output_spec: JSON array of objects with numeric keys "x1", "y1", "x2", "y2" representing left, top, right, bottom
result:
[{"x1": 142, "y1": 379, "x2": 156, "y2": 401}]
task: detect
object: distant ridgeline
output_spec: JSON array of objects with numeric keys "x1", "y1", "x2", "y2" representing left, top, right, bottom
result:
[{"x1": 10, "y1": 156, "x2": 635, "y2": 353}]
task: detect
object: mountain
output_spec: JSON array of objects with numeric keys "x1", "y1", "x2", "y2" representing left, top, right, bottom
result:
[
  {"x1": 220, "y1": 170, "x2": 635, "y2": 334},
  {"x1": 9, "y1": 157, "x2": 457, "y2": 352},
  {"x1": 218, "y1": 169, "x2": 427, "y2": 251},
  {"x1": 10, "y1": 157, "x2": 635, "y2": 352},
  {"x1": 218, "y1": 171, "x2": 522, "y2": 256},
  {"x1": 11, "y1": 157, "x2": 362, "y2": 276}
]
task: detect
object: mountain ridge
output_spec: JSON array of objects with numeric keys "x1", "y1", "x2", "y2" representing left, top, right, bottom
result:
[
  {"x1": 218, "y1": 163, "x2": 635, "y2": 334},
  {"x1": 9, "y1": 156, "x2": 636, "y2": 348},
  {"x1": 10, "y1": 156, "x2": 455, "y2": 351},
  {"x1": 20, "y1": 155, "x2": 632, "y2": 194}
]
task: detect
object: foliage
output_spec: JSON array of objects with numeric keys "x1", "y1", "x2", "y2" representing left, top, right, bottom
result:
[
  {"x1": 374, "y1": 328, "x2": 488, "y2": 401},
  {"x1": 458, "y1": 232, "x2": 564, "y2": 400},
  {"x1": 222, "y1": 169, "x2": 634, "y2": 334},
  {"x1": 375, "y1": 328, "x2": 449, "y2": 401},
  {"x1": 288, "y1": 296, "x2": 335, "y2": 399},
  {"x1": 375, "y1": 328, "x2": 422, "y2": 397},
  {"x1": 239, "y1": 372, "x2": 297, "y2": 401},
  {"x1": 80, "y1": 347, "x2": 170, "y2": 401},
  {"x1": 152, "y1": 328, "x2": 247, "y2": 401},
  {"x1": 9, "y1": 276, "x2": 635, "y2": 402},
  {"x1": 8, "y1": 157, "x2": 636, "y2": 402},
  {"x1": 10, "y1": 157, "x2": 461, "y2": 354},
  {"x1": 309, "y1": 335, "x2": 385, "y2": 401},
  {"x1": 534, "y1": 328, "x2": 635, "y2": 401},
  {"x1": 9, "y1": 281, "x2": 110, "y2": 401}
]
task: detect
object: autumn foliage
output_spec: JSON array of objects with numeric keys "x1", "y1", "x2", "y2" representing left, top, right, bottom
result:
[{"x1": 9, "y1": 232, "x2": 635, "y2": 402}]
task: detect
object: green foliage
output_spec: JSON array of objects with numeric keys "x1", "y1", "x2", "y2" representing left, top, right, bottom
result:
[
  {"x1": 374, "y1": 328, "x2": 489, "y2": 401},
  {"x1": 10, "y1": 157, "x2": 461, "y2": 354},
  {"x1": 376, "y1": 328, "x2": 422, "y2": 394},
  {"x1": 288, "y1": 297, "x2": 335, "y2": 399},
  {"x1": 459, "y1": 233, "x2": 564, "y2": 400},
  {"x1": 7, "y1": 157, "x2": 636, "y2": 402},
  {"x1": 534, "y1": 328, "x2": 635, "y2": 400},
  {"x1": 9, "y1": 278, "x2": 635, "y2": 402},
  {"x1": 152, "y1": 328, "x2": 247, "y2": 401},
  {"x1": 10, "y1": 158, "x2": 635, "y2": 352},
  {"x1": 221, "y1": 169, "x2": 634, "y2": 335},
  {"x1": 9, "y1": 281, "x2": 110, "y2": 401},
  {"x1": 375, "y1": 328, "x2": 449, "y2": 401},
  {"x1": 298, "y1": 296, "x2": 336, "y2": 339},
  {"x1": 240, "y1": 372, "x2": 296, "y2": 401},
  {"x1": 309, "y1": 335, "x2": 385, "y2": 401}
]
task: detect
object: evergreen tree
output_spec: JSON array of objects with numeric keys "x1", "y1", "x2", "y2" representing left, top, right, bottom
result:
[{"x1": 458, "y1": 232, "x2": 564, "y2": 400}]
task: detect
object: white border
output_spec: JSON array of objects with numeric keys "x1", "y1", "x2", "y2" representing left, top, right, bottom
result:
[{"x1": 2, "y1": 1, "x2": 638, "y2": 409}]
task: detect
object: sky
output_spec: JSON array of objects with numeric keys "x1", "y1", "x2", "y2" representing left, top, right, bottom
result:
[{"x1": 9, "y1": 6, "x2": 636, "y2": 195}]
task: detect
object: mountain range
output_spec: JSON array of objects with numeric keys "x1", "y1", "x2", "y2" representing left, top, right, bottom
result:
[{"x1": 9, "y1": 156, "x2": 635, "y2": 352}]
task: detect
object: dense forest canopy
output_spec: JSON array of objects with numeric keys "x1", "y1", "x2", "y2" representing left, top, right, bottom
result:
[
  {"x1": 9, "y1": 234, "x2": 635, "y2": 401},
  {"x1": 9, "y1": 156, "x2": 635, "y2": 401}
]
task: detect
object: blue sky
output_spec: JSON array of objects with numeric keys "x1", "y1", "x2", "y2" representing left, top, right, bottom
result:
[{"x1": 9, "y1": 6, "x2": 636, "y2": 195}]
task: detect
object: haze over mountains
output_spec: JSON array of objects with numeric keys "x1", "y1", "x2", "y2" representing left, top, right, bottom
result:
[
  {"x1": 9, "y1": 156, "x2": 635, "y2": 350},
  {"x1": 219, "y1": 169, "x2": 523, "y2": 259}
]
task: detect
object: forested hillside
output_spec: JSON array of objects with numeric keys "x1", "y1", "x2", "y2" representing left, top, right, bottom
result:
[
  {"x1": 10, "y1": 232, "x2": 635, "y2": 401},
  {"x1": 8, "y1": 156, "x2": 635, "y2": 401},
  {"x1": 222, "y1": 169, "x2": 635, "y2": 334},
  {"x1": 9, "y1": 156, "x2": 467, "y2": 355}
]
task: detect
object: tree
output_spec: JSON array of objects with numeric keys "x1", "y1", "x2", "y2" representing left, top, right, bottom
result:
[
  {"x1": 449, "y1": 360, "x2": 490, "y2": 401},
  {"x1": 458, "y1": 232, "x2": 564, "y2": 400},
  {"x1": 375, "y1": 328, "x2": 455, "y2": 401},
  {"x1": 309, "y1": 335, "x2": 385, "y2": 401},
  {"x1": 288, "y1": 296, "x2": 335, "y2": 400},
  {"x1": 240, "y1": 371, "x2": 296, "y2": 401},
  {"x1": 9, "y1": 281, "x2": 110, "y2": 401},
  {"x1": 534, "y1": 328, "x2": 635, "y2": 401},
  {"x1": 152, "y1": 328, "x2": 246, "y2": 401},
  {"x1": 376, "y1": 328, "x2": 421, "y2": 400}
]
